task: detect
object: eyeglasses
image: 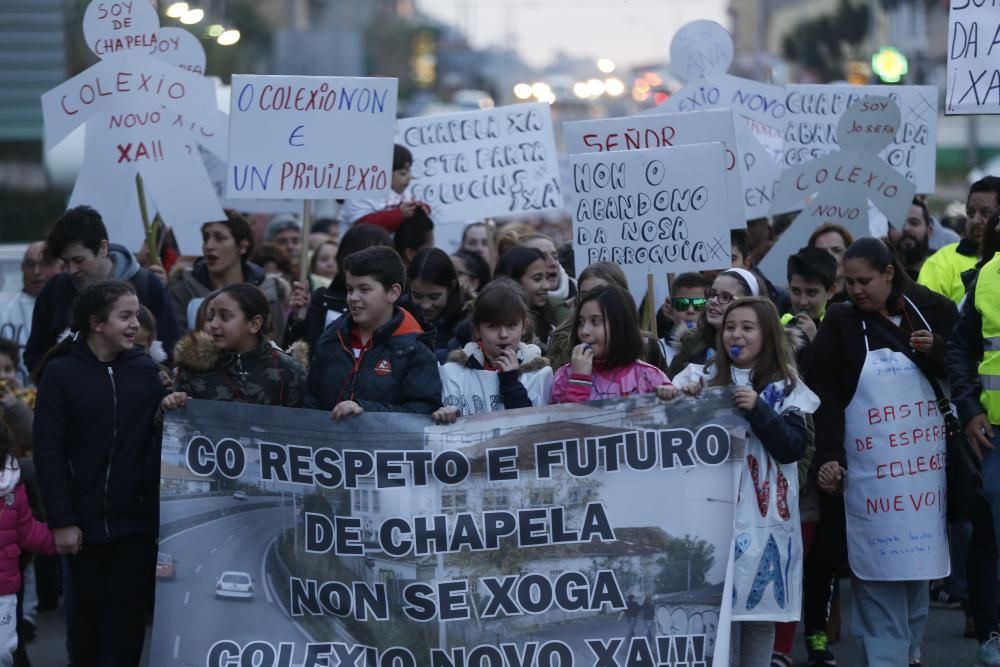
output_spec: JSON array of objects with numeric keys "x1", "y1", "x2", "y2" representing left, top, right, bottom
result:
[
  {"x1": 706, "y1": 289, "x2": 736, "y2": 305},
  {"x1": 671, "y1": 297, "x2": 708, "y2": 311}
]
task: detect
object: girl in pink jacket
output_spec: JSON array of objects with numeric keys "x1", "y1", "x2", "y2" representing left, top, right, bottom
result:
[
  {"x1": 552, "y1": 285, "x2": 671, "y2": 402},
  {"x1": 0, "y1": 424, "x2": 55, "y2": 665}
]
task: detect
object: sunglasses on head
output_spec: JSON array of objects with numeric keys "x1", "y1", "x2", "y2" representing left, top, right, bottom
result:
[{"x1": 671, "y1": 297, "x2": 708, "y2": 311}]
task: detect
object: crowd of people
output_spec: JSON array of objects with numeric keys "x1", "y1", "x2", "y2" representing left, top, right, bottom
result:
[{"x1": 0, "y1": 143, "x2": 997, "y2": 667}]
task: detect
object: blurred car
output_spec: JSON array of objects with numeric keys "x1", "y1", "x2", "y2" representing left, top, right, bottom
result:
[
  {"x1": 232, "y1": 490, "x2": 247, "y2": 501},
  {"x1": 215, "y1": 571, "x2": 253, "y2": 600},
  {"x1": 155, "y1": 553, "x2": 176, "y2": 580}
]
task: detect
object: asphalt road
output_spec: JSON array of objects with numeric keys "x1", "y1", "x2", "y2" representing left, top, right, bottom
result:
[
  {"x1": 159, "y1": 494, "x2": 274, "y2": 525},
  {"x1": 147, "y1": 505, "x2": 307, "y2": 667}
]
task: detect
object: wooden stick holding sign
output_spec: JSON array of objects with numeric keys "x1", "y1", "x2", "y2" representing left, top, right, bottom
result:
[
  {"x1": 300, "y1": 200, "x2": 312, "y2": 286},
  {"x1": 135, "y1": 174, "x2": 162, "y2": 267},
  {"x1": 644, "y1": 273, "x2": 658, "y2": 339}
]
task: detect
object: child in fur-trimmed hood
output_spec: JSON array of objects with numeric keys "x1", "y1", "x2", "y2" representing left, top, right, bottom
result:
[{"x1": 433, "y1": 279, "x2": 552, "y2": 423}]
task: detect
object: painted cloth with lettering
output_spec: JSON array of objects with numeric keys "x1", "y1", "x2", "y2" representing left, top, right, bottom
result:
[{"x1": 672, "y1": 362, "x2": 818, "y2": 621}]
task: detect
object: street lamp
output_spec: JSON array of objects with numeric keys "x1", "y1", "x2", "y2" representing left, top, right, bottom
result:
[
  {"x1": 585, "y1": 78, "x2": 605, "y2": 97},
  {"x1": 180, "y1": 8, "x2": 204, "y2": 24},
  {"x1": 165, "y1": 2, "x2": 189, "y2": 18},
  {"x1": 597, "y1": 58, "x2": 616, "y2": 74},
  {"x1": 513, "y1": 83, "x2": 532, "y2": 100},
  {"x1": 573, "y1": 82, "x2": 590, "y2": 99},
  {"x1": 217, "y1": 29, "x2": 241, "y2": 46}
]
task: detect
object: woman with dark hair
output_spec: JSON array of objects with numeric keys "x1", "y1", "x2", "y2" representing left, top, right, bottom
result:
[
  {"x1": 809, "y1": 223, "x2": 855, "y2": 298},
  {"x1": 33, "y1": 280, "x2": 166, "y2": 666},
  {"x1": 168, "y1": 210, "x2": 288, "y2": 337},
  {"x1": 808, "y1": 238, "x2": 957, "y2": 666},
  {"x1": 284, "y1": 224, "x2": 393, "y2": 350},
  {"x1": 162, "y1": 283, "x2": 307, "y2": 409},
  {"x1": 402, "y1": 247, "x2": 465, "y2": 356},
  {"x1": 494, "y1": 247, "x2": 567, "y2": 348},
  {"x1": 451, "y1": 250, "x2": 491, "y2": 300}
]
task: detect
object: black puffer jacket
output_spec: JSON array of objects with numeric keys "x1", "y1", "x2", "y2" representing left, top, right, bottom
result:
[
  {"x1": 305, "y1": 306, "x2": 441, "y2": 414},
  {"x1": 33, "y1": 341, "x2": 166, "y2": 543}
]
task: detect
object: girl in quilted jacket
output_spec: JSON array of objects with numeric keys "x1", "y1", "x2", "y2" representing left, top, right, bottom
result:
[
  {"x1": 551, "y1": 285, "x2": 671, "y2": 403},
  {"x1": 0, "y1": 422, "x2": 55, "y2": 666}
]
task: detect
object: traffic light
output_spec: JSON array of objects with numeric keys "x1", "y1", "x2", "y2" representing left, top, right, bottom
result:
[{"x1": 871, "y1": 46, "x2": 908, "y2": 84}]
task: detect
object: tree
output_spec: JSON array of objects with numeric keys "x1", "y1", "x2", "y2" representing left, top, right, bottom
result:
[
  {"x1": 653, "y1": 536, "x2": 716, "y2": 594},
  {"x1": 782, "y1": 0, "x2": 870, "y2": 82}
]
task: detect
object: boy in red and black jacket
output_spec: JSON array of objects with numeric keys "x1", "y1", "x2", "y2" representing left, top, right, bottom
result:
[{"x1": 304, "y1": 246, "x2": 441, "y2": 418}]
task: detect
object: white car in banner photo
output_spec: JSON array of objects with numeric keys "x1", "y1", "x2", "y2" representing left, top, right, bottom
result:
[{"x1": 215, "y1": 571, "x2": 253, "y2": 600}]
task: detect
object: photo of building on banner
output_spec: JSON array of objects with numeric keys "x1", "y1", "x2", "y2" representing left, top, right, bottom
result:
[
  {"x1": 563, "y1": 109, "x2": 746, "y2": 230},
  {"x1": 151, "y1": 395, "x2": 742, "y2": 667},
  {"x1": 569, "y1": 143, "x2": 731, "y2": 307},
  {"x1": 396, "y1": 102, "x2": 563, "y2": 253}
]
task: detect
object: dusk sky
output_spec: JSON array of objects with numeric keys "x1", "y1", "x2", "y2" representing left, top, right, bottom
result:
[{"x1": 417, "y1": 0, "x2": 730, "y2": 70}]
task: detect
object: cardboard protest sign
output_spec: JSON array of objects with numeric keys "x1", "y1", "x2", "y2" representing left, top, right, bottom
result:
[
  {"x1": 663, "y1": 20, "x2": 785, "y2": 220},
  {"x1": 226, "y1": 75, "x2": 398, "y2": 199},
  {"x1": 396, "y1": 103, "x2": 563, "y2": 223},
  {"x1": 780, "y1": 84, "x2": 937, "y2": 193},
  {"x1": 569, "y1": 143, "x2": 730, "y2": 305},
  {"x1": 947, "y1": 4, "x2": 1000, "y2": 114},
  {"x1": 42, "y1": 1, "x2": 225, "y2": 254},
  {"x1": 153, "y1": 394, "x2": 742, "y2": 666},
  {"x1": 760, "y1": 96, "x2": 917, "y2": 283},
  {"x1": 564, "y1": 109, "x2": 745, "y2": 229}
]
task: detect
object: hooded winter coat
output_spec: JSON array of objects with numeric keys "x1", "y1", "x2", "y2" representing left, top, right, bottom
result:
[
  {"x1": 0, "y1": 458, "x2": 55, "y2": 595},
  {"x1": 33, "y1": 341, "x2": 166, "y2": 543},
  {"x1": 24, "y1": 244, "x2": 179, "y2": 372},
  {"x1": 305, "y1": 306, "x2": 441, "y2": 414},
  {"x1": 173, "y1": 331, "x2": 308, "y2": 407},
  {"x1": 440, "y1": 342, "x2": 552, "y2": 414},
  {"x1": 167, "y1": 259, "x2": 288, "y2": 339}
]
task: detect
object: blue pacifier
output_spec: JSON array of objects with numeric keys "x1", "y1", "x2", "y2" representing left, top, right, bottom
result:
[{"x1": 729, "y1": 345, "x2": 743, "y2": 359}]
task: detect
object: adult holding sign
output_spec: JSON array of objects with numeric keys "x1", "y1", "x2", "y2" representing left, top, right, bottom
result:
[{"x1": 808, "y1": 238, "x2": 957, "y2": 665}]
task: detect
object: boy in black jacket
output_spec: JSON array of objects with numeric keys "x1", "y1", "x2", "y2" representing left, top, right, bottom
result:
[{"x1": 305, "y1": 246, "x2": 441, "y2": 418}]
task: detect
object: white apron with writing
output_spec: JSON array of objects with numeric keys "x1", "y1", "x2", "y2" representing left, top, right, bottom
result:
[{"x1": 843, "y1": 310, "x2": 949, "y2": 581}]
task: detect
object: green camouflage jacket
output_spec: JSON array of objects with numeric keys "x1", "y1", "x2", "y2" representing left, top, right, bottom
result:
[{"x1": 174, "y1": 331, "x2": 307, "y2": 407}]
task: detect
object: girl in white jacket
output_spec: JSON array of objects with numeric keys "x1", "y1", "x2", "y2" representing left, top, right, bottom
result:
[{"x1": 433, "y1": 279, "x2": 552, "y2": 422}]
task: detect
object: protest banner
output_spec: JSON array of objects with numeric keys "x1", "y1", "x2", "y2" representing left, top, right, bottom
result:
[
  {"x1": 663, "y1": 20, "x2": 785, "y2": 219},
  {"x1": 569, "y1": 143, "x2": 730, "y2": 306},
  {"x1": 760, "y1": 96, "x2": 917, "y2": 283},
  {"x1": 152, "y1": 393, "x2": 745, "y2": 666},
  {"x1": 564, "y1": 109, "x2": 746, "y2": 229},
  {"x1": 42, "y1": 0, "x2": 225, "y2": 254},
  {"x1": 947, "y1": 3, "x2": 1000, "y2": 114},
  {"x1": 226, "y1": 74, "x2": 399, "y2": 200},
  {"x1": 396, "y1": 103, "x2": 564, "y2": 225},
  {"x1": 780, "y1": 84, "x2": 937, "y2": 193}
]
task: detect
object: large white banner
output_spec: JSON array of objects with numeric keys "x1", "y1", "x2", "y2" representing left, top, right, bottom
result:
[
  {"x1": 397, "y1": 103, "x2": 563, "y2": 223},
  {"x1": 947, "y1": 3, "x2": 1000, "y2": 114},
  {"x1": 564, "y1": 109, "x2": 746, "y2": 229},
  {"x1": 569, "y1": 144, "x2": 730, "y2": 304},
  {"x1": 781, "y1": 84, "x2": 938, "y2": 193},
  {"x1": 226, "y1": 75, "x2": 399, "y2": 199}
]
